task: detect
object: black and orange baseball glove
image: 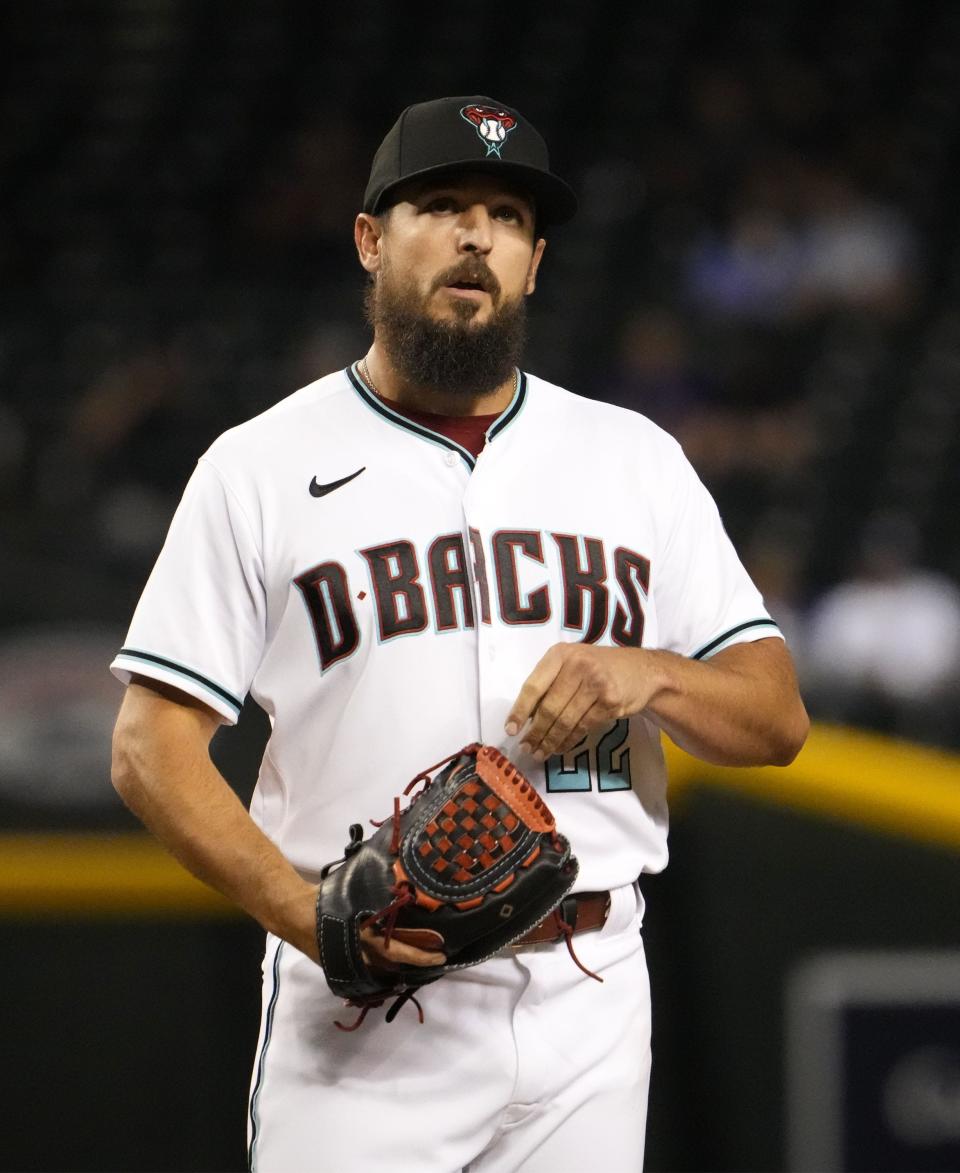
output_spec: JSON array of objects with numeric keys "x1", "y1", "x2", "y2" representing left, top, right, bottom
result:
[{"x1": 315, "y1": 743, "x2": 580, "y2": 1028}]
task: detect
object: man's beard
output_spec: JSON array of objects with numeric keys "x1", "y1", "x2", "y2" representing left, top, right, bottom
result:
[{"x1": 365, "y1": 260, "x2": 527, "y2": 399}]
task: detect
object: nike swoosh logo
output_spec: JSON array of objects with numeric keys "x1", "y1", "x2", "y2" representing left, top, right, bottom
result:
[{"x1": 309, "y1": 467, "x2": 366, "y2": 497}]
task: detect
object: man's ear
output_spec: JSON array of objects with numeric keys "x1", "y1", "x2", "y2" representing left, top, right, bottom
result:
[
  {"x1": 525, "y1": 238, "x2": 547, "y2": 295},
  {"x1": 355, "y1": 213, "x2": 385, "y2": 274}
]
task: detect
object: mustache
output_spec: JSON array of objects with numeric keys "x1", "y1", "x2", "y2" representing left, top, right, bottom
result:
[{"x1": 432, "y1": 260, "x2": 502, "y2": 299}]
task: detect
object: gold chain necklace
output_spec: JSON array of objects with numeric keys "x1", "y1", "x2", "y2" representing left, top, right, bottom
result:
[{"x1": 359, "y1": 357, "x2": 378, "y2": 395}]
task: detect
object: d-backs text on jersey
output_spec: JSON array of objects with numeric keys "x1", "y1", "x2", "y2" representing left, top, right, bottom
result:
[{"x1": 294, "y1": 528, "x2": 650, "y2": 672}]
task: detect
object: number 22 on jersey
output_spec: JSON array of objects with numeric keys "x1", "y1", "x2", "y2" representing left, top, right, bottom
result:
[{"x1": 544, "y1": 718, "x2": 632, "y2": 793}]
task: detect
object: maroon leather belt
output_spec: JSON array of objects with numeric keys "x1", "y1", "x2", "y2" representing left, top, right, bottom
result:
[{"x1": 509, "y1": 891, "x2": 612, "y2": 949}]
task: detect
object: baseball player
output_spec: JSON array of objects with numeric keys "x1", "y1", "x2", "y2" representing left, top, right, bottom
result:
[{"x1": 110, "y1": 95, "x2": 808, "y2": 1172}]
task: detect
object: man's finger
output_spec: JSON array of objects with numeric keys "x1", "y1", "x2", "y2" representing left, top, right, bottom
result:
[
  {"x1": 533, "y1": 694, "x2": 601, "y2": 761},
  {"x1": 522, "y1": 677, "x2": 589, "y2": 760},
  {"x1": 553, "y1": 701, "x2": 601, "y2": 755},
  {"x1": 505, "y1": 644, "x2": 567, "y2": 736},
  {"x1": 359, "y1": 926, "x2": 446, "y2": 968}
]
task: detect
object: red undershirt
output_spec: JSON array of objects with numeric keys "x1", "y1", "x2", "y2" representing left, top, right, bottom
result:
[{"x1": 373, "y1": 392, "x2": 500, "y2": 460}]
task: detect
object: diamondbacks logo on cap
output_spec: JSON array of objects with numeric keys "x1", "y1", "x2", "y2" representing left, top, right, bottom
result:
[{"x1": 460, "y1": 104, "x2": 518, "y2": 158}]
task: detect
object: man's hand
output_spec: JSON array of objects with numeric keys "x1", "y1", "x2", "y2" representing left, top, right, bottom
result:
[
  {"x1": 358, "y1": 925, "x2": 446, "y2": 969},
  {"x1": 246, "y1": 873, "x2": 446, "y2": 970},
  {"x1": 505, "y1": 644, "x2": 666, "y2": 761}
]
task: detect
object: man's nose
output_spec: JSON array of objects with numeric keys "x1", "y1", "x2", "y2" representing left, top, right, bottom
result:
[{"x1": 456, "y1": 204, "x2": 493, "y2": 254}]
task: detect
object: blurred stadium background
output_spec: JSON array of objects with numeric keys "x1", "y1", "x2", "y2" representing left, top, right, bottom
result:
[{"x1": 1, "y1": 2, "x2": 959, "y2": 1170}]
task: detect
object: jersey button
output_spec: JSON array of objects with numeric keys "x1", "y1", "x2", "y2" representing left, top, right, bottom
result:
[{"x1": 443, "y1": 451, "x2": 458, "y2": 467}]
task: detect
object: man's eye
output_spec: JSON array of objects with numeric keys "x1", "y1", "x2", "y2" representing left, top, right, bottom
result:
[
  {"x1": 495, "y1": 206, "x2": 523, "y2": 224},
  {"x1": 425, "y1": 197, "x2": 457, "y2": 213}
]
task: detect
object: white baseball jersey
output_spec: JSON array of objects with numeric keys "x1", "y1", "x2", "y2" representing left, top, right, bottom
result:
[{"x1": 111, "y1": 364, "x2": 780, "y2": 892}]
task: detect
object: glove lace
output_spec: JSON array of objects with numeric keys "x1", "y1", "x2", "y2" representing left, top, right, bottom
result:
[
  {"x1": 335, "y1": 988, "x2": 428, "y2": 1033},
  {"x1": 552, "y1": 908, "x2": 602, "y2": 983},
  {"x1": 364, "y1": 881, "x2": 416, "y2": 949},
  {"x1": 403, "y1": 742, "x2": 481, "y2": 796}
]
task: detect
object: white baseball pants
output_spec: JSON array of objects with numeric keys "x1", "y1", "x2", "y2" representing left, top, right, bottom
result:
[{"x1": 248, "y1": 881, "x2": 651, "y2": 1173}]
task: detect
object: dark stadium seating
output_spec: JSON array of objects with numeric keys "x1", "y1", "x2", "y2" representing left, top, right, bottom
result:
[{"x1": 2, "y1": 0, "x2": 958, "y2": 727}]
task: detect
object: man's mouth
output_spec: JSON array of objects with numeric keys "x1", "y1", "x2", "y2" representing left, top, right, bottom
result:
[
  {"x1": 443, "y1": 279, "x2": 491, "y2": 301},
  {"x1": 435, "y1": 263, "x2": 500, "y2": 300}
]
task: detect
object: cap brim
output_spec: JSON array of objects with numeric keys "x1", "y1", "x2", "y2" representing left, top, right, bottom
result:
[{"x1": 368, "y1": 159, "x2": 578, "y2": 227}]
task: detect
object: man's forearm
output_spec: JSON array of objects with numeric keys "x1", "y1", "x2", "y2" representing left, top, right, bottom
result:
[
  {"x1": 111, "y1": 683, "x2": 319, "y2": 960},
  {"x1": 642, "y1": 639, "x2": 809, "y2": 766},
  {"x1": 508, "y1": 637, "x2": 808, "y2": 766}
]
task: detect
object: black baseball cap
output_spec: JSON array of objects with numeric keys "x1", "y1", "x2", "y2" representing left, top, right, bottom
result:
[{"x1": 363, "y1": 95, "x2": 578, "y2": 227}]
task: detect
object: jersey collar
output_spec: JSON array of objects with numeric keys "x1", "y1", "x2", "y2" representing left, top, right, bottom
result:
[{"x1": 345, "y1": 362, "x2": 527, "y2": 471}]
